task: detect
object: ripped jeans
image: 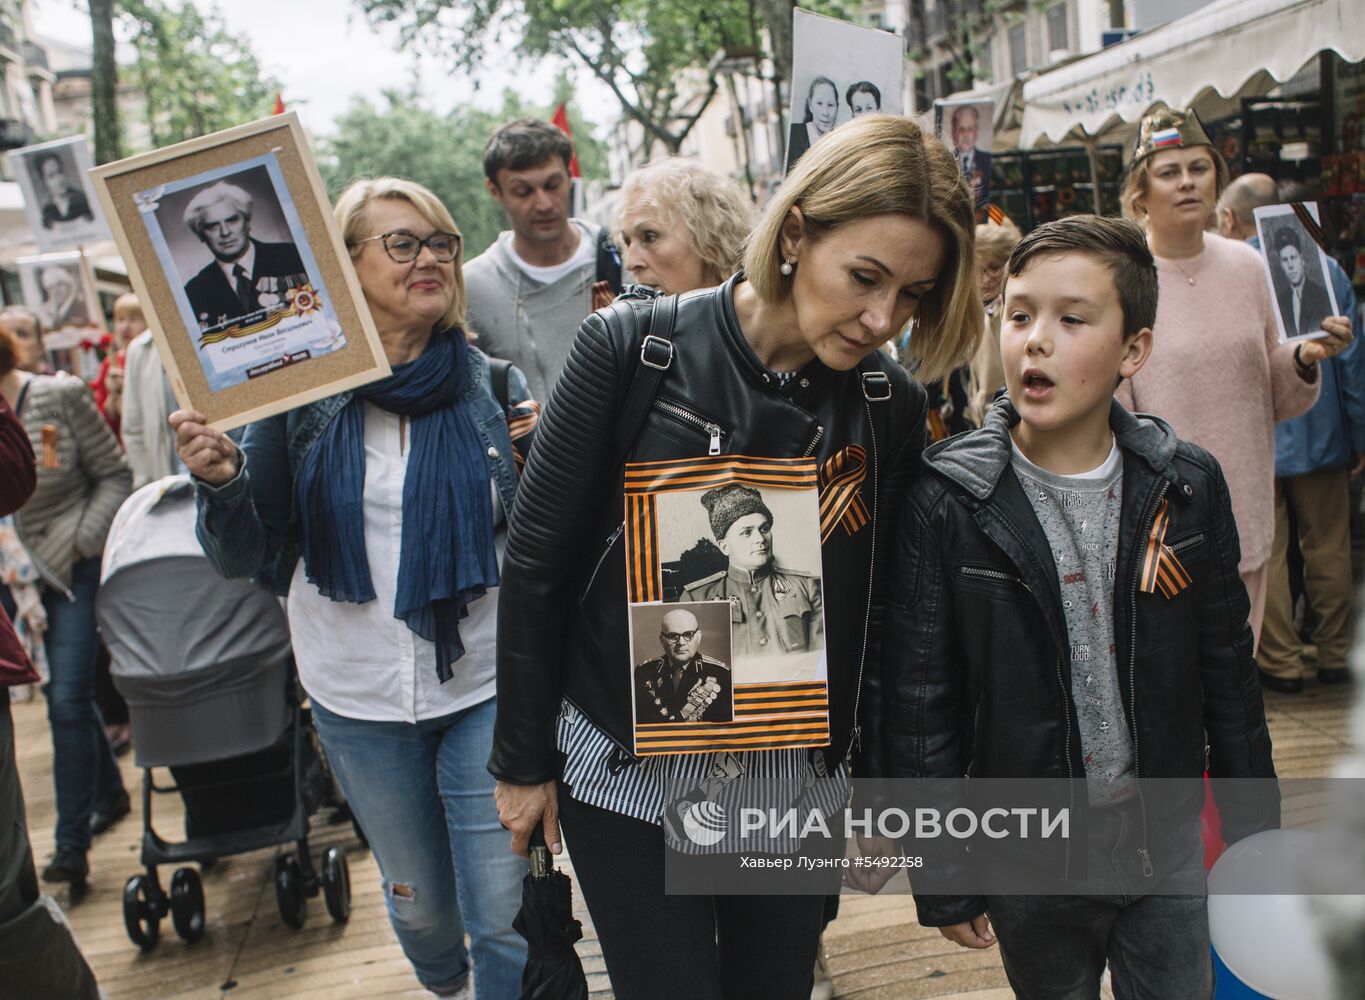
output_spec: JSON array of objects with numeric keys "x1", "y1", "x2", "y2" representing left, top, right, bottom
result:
[{"x1": 311, "y1": 697, "x2": 526, "y2": 998}]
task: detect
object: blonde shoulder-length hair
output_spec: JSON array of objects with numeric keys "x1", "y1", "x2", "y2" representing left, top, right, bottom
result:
[
  {"x1": 334, "y1": 177, "x2": 467, "y2": 333},
  {"x1": 743, "y1": 114, "x2": 982, "y2": 383},
  {"x1": 615, "y1": 157, "x2": 755, "y2": 284}
]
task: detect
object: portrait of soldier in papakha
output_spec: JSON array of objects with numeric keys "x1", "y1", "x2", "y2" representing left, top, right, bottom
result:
[
  {"x1": 634, "y1": 608, "x2": 733, "y2": 724},
  {"x1": 680, "y1": 483, "x2": 824, "y2": 658}
]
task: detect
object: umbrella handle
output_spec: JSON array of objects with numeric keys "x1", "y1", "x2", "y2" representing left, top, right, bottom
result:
[{"x1": 529, "y1": 824, "x2": 551, "y2": 878}]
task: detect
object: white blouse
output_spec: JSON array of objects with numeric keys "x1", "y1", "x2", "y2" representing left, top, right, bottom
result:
[{"x1": 287, "y1": 402, "x2": 502, "y2": 723}]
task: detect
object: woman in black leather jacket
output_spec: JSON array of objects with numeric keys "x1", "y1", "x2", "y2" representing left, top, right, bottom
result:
[{"x1": 490, "y1": 114, "x2": 983, "y2": 1000}]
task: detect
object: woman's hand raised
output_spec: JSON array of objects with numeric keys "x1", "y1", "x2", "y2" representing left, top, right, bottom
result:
[
  {"x1": 1298, "y1": 315, "x2": 1354, "y2": 365},
  {"x1": 170, "y1": 409, "x2": 239, "y2": 486}
]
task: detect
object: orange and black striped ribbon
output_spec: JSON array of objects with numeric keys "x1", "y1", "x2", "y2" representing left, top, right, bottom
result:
[
  {"x1": 625, "y1": 493, "x2": 660, "y2": 603},
  {"x1": 40, "y1": 424, "x2": 58, "y2": 470},
  {"x1": 1290, "y1": 202, "x2": 1329, "y2": 253},
  {"x1": 818, "y1": 446, "x2": 869, "y2": 543},
  {"x1": 505, "y1": 399, "x2": 541, "y2": 475},
  {"x1": 986, "y1": 204, "x2": 1006, "y2": 226},
  {"x1": 1138, "y1": 499, "x2": 1191, "y2": 599}
]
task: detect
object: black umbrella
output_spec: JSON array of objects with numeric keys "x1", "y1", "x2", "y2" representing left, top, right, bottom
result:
[{"x1": 512, "y1": 826, "x2": 590, "y2": 1000}]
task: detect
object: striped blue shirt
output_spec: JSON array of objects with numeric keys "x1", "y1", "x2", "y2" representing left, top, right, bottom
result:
[{"x1": 557, "y1": 699, "x2": 849, "y2": 854}]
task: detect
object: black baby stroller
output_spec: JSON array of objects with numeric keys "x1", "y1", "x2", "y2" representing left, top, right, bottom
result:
[{"x1": 96, "y1": 476, "x2": 353, "y2": 950}]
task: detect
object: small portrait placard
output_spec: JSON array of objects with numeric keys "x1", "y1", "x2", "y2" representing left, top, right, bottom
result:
[
  {"x1": 624, "y1": 455, "x2": 830, "y2": 756},
  {"x1": 90, "y1": 112, "x2": 388, "y2": 430},
  {"x1": 935, "y1": 98, "x2": 996, "y2": 208},
  {"x1": 8, "y1": 135, "x2": 111, "y2": 252},
  {"x1": 785, "y1": 9, "x2": 906, "y2": 173},
  {"x1": 16, "y1": 251, "x2": 104, "y2": 377},
  {"x1": 1253, "y1": 201, "x2": 1342, "y2": 343}
]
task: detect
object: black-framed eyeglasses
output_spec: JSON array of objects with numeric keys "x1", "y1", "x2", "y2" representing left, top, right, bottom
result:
[
  {"x1": 354, "y1": 230, "x2": 461, "y2": 263},
  {"x1": 661, "y1": 630, "x2": 699, "y2": 644}
]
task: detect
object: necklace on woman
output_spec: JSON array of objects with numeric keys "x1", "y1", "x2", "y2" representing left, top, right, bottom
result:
[{"x1": 1166, "y1": 254, "x2": 1202, "y2": 286}]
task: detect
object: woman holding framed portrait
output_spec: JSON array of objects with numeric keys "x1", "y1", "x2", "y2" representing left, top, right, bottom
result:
[
  {"x1": 174, "y1": 178, "x2": 531, "y2": 999},
  {"x1": 491, "y1": 114, "x2": 982, "y2": 999}
]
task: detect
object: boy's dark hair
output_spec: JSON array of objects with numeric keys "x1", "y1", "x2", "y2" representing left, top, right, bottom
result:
[
  {"x1": 483, "y1": 118, "x2": 574, "y2": 185},
  {"x1": 1006, "y1": 214, "x2": 1158, "y2": 337}
]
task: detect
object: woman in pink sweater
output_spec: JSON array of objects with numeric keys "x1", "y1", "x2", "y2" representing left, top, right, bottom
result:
[{"x1": 1116, "y1": 108, "x2": 1353, "y2": 644}]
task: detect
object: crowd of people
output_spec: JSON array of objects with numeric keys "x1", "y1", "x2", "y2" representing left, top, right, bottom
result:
[{"x1": 0, "y1": 103, "x2": 1358, "y2": 1000}]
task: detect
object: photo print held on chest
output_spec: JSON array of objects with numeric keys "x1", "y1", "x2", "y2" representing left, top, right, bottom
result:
[{"x1": 625, "y1": 457, "x2": 831, "y2": 756}]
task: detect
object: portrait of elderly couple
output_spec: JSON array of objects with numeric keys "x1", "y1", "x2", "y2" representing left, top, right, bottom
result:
[{"x1": 633, "y1": 483, "x2": 828, "y2": 724}]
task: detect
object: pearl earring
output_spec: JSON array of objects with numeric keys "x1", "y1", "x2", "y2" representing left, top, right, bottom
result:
[{"x1": 780, "y1": 259, "x2": 794, "y2": 276}]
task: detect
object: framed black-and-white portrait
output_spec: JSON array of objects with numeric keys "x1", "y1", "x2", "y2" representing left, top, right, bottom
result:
[
  {"x1": 785, "y1": 9, "x2": 906, "y2": 173},
  {"x1": 628, "y1": 601, "x2": 735, "y2": 728},
  {"x1": 90, "y1": 112, "x2": 388, "y2": 431},
  {"x1": 935, "y1": 98, "x2": 996, "y2": 208},
  {"x1": 17, "y1": 250, "x2": 103, "y2": 352},
  {"x1": 1253, "y1": 202, "x2": 1341, "y2": 343},
  {"x1": 8, "y1": 135, "x2": 111, "y2": 252}
]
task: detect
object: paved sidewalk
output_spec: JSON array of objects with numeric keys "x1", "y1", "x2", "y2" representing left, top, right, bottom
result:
[{"x1": 9, "y1": 676, "x2": 1354, "y2": 998}]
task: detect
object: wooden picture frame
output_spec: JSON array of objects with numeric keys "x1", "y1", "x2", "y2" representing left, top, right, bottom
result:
[
  {"x1": 8, "y1": 135, "x2": 112, "y2": 253},
  {"x1": 90, "y1": 112, "x2": 389, "y2": 430}
]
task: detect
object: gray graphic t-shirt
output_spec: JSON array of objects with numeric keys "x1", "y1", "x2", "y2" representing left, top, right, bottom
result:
[{"x1": 1011, "y1": 438, "x2": 1135, "y2": 804}]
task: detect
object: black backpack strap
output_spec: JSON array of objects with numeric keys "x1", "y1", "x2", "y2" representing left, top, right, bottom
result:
[
  {"x1": 596, "y1": 228, "x2": 624, "y2": 294},
  {"x1": 859, "y1": 363, "x2": 893, "y2": 485},
  {"x1": 612, "y1": 294, "x2": 678, "y2": 469},
  {"x1": 487, "y1": 356, "x2": 513, "y2": 410}
]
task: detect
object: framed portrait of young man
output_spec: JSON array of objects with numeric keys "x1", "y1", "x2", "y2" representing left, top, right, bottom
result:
[
  {"x1": 90, "y1": 112, "x2": 388, "y2": 430},
  {"x1": 8, "y1": 135, "x2": 111, "y2": 253}
]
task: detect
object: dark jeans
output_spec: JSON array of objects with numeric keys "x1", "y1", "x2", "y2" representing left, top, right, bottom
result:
[
  {"x1": 558, "y1": 787, "x2": 830, "y2": 1000},
  {"x1": 987, "y1": 803, "x2": 1212, "y2": 1000},
  {"x1": 0, "y1": 700, "x2": 100, "y2": 999},
  {"x1": 43, "y1": 558, "x2": 122, "y2": 852}
]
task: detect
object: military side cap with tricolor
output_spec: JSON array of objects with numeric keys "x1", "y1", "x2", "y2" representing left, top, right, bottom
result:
[{"x1": 1130, "y1": 107, "x2": 1214, "y2": 169}]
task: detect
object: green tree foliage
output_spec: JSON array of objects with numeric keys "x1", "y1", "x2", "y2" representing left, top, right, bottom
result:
[
  {"x1": 317, "y1": 86, "x2": 607, "y2": 258},
  {"x1": 118, "y1": 0, "x2": 283, "y2": 149},
  {"x1": 356, "y1": 0, "x2": 762, "y2": 155}
]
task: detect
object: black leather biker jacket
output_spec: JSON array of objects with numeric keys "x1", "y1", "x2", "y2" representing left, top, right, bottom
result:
[{"x1": 489, "y1": 276, "x2": 926, "y2": 785}]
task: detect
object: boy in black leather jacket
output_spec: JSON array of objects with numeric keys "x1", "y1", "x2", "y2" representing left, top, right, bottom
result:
[{"x1": 883, "y1": 216, "x2": 1278, "y2": 998}]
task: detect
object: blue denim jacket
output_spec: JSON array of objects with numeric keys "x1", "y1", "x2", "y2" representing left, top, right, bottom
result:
[
  {"x1": 1249, "y1": 237, "x2": 1365, "y2": 477},
  {"x1": 195, "y1": 344, "x2": 529, "y2": 596}
]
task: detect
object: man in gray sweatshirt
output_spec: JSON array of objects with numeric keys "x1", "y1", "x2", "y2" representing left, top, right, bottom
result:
[{"x1": 464, "y1": 118, "x2": 620, "y2": 403}]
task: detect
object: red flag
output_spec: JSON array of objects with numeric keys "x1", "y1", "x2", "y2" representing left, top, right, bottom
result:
[
  {"x1": 550, "y1": 103, "x2": 581, "y2": 178},
  {"x1": 272, "y1": 93, "x2": 285, "y2": 115}
]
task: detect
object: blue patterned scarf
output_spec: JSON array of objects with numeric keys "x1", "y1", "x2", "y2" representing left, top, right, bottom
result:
[{"x1": 296, "y1": 330, "x2": 497, "y2": 682}]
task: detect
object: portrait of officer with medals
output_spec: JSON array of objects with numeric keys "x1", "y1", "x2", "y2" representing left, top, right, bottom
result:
[
  {"x1": 633, "y1": 607, "x2": 733, "y2": 724},
  {"x1": 680, "y1": 483, "x2": 825, "y2": 661}
]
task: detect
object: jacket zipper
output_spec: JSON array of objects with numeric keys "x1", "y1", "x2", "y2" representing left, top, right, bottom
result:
[
  {"x1": 1169, "y1": 532, "x2": 1205, "y2": 555},
  {"x1": 802, "y1": 425, "x2": 824, "y2": 457},
  {"x1": 579, "y1": 522, "x2": 625, "y2": 604},
  {"x1": 1055, "y1": 653, "x2": 1074, "y2": 880},
  {"x1": 964, "y1": 695, "x2": 983, "y2": 777},
  {"x1": 845, "y1": 401, "x2": 877, "y2": 760},
  {"x1": 1129, "y1": 481, "x2": 1168, "y2": 879},
  {"x1": 653, "y1": 399, "x2": 724, "y2": 456},
  {"x1": 959, "y1": 566, "x2": 1022, "y2": 584},
  {"x1": 12, "y1": 520, "x2": 74, "y2": 601}
]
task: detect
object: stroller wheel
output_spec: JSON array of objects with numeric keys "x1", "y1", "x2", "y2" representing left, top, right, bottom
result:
[
  {"x1": 274, "y1": 854, "x2": 308, "y2": 929},
  {"x1": 123, "y1": 875, "x2": 161, "y2": 950},
  {"x1": 170, "y1": 867, "x2": 206, "y2": 943},
  {"x1": 321, "y1": 845, "x2": 351, "y2": 923}
]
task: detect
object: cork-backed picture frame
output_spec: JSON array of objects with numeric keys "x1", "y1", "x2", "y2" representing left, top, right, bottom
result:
[{"x1": 90, "y1": 112, "x2": 389, "y2": 431}]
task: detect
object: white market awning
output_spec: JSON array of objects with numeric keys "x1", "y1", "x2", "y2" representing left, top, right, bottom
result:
[{"x1": 1020, "y1": 0, "x2": 1365, "y2": 147}]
